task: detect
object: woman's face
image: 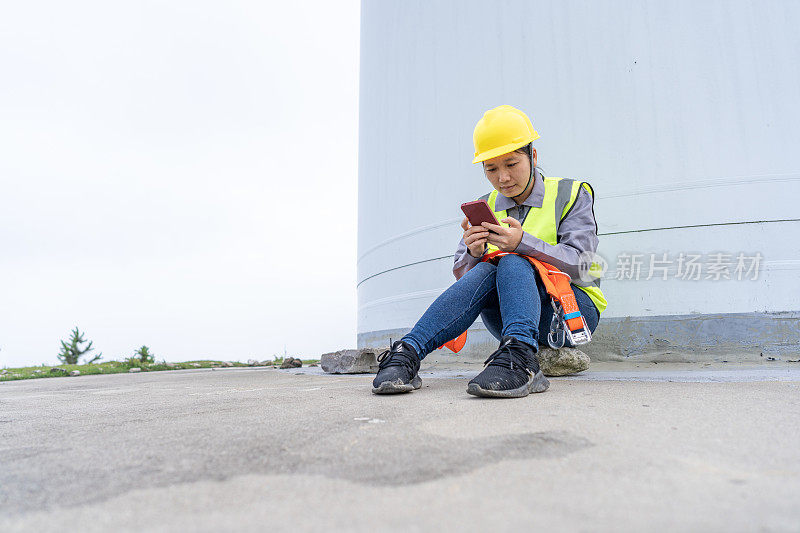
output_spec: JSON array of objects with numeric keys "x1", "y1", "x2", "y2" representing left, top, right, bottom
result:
[{"x1": 483, "y1": 149, "x2": 535, "y2": 198}]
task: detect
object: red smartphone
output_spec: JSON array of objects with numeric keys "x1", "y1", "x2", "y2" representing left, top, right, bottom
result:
[{"x1": 461, "y1": 200, "x2": 501, "y2": 230}]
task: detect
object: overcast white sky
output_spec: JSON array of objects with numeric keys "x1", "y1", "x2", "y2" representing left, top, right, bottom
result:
[{"x1": 0, "y1": 1, "x2": 360, "y2": 367}]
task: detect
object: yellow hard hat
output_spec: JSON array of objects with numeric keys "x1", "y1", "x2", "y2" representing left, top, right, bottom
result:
[{"x1": 472, "y1": 105, "x2": 540, "y2": 164}]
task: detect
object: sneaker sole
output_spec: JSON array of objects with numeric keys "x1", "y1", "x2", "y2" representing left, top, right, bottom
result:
[
  {"x1": 372, "y1": 375, "x2": 422, "y2": 394},
  {"x1": 466, "y1": 371, "x2": 550, "y2": 398}
]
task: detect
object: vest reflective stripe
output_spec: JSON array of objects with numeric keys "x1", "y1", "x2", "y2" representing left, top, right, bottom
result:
[{"x1": 482, "y1": 177, "x2": 608, "y2": 315}]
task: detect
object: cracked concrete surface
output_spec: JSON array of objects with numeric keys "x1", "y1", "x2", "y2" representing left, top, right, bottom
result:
[{"x1": 1, "y1": 363, "x2": 799, "y2": 532}]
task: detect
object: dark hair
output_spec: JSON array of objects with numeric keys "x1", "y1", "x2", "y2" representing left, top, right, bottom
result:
[
  {"x1": 513, "y1": 143, "x2": 531, "y2": 158},
  {"x1": 482, "y1": 143, "x2": 542, "y2": 175}
]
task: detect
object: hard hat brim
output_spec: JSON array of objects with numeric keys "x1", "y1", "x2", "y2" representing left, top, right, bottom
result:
[{"x1": 472, "y1": 132, "x2": 540, "y2": 164}]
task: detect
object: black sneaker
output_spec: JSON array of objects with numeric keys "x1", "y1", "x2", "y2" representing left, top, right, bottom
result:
[
  {"x1": 467, "y1": 335, "x2": 550, "y2": 398},
  {"x1": 371, "y1": 340, "x2": 422, "y2": 394}
]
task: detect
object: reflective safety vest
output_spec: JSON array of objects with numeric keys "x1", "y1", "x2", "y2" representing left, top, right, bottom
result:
[{"x1": 481, "y1": 176, "x2": 608, "y2": 315}]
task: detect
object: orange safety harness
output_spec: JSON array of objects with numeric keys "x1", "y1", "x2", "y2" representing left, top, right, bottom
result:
[{"x1": 439, "y1": 250, "x2": 592, "y2": 353}]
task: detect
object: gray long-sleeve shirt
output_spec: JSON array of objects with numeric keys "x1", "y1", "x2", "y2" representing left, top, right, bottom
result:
[{"x1": 453, "y1": 168, "x2": 599, "y2": 280}]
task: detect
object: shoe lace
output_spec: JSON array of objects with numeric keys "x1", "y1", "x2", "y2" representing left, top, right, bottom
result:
[
  {"x1": 483, "y1": 342, "x2": 529, "y2": 372},
  {"x1": 377, "y1": 340, "x2": 417, "y2": 374}
]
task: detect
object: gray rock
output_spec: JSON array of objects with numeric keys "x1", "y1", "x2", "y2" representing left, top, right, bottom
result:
[
  {"x1": 69, "y1": 370, "x2": 81, "y2": 376},
  {"x1": 320, "y1": 348, "x2": 385, "y2": 374},
  {"x1": 247, "y1": 359, "x2": 258, "y2": 366},
  {"x1": 279, "y1": 357, "x2": 295, "y2": 369},
  {"x1": 129, "y1": 367, "x2": 142, "y2": 373},
  {"x1": 536, "y1": 346, "x2": 590, "y2": 376},
  {"x1": 1, "y1": 369, "x2": 9, "y2": 375},
  {"x1": 49, "y1": 367, "x2": 68, "y2": 375},
  {"x1": 222, "y1": 361, "x2": 234, "y2": 367},
  {"x1": 190, "y1": 363, "x2": 201, "y2": 368}
]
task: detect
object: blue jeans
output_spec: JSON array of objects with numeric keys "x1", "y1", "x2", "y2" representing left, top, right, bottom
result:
[{"x1": 402, "y1": 254, "x2": 600, "y2": 359}]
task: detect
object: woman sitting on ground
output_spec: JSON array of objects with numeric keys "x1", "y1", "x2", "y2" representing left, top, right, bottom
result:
[{"x1": 371, "y1": 105, "x2": 607, "y2": 399}]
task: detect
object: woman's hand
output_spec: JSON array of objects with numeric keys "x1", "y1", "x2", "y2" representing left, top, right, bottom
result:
[
  {"x1": 461, "y1": 217, "x2": 489, "y2": 258},
  {"x1": 482, "y1": 217, "x2": 524, "y2": 252}
]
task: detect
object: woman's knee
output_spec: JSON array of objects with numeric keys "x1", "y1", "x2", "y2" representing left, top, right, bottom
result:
[
  {"x1": 496, "y1": 254, "x2": 538, "y2": 287},
  {"x1": 496, "y1": 253, "x2": 530, "y2": 269},
  {"x1": 460, "y1": 260, "x2": 496, "y2": 283}
]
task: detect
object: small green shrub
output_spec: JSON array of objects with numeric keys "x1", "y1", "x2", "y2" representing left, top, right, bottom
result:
[
  {"x1": 135, "y1": 345, "x2": 155, "y2": 364},
  {"x1": 58, "y1": 327, "x2": 102, "y2": 365}
]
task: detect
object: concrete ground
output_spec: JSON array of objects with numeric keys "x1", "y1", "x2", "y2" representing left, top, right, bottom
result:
[{"x1": 1, "y1": 362, "x2": 799, "y2": 532}]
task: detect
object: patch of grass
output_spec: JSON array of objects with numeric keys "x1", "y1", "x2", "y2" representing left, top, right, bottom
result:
[{"x1": 0, "y1": 358, "x2": 320, "y2": 382}]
